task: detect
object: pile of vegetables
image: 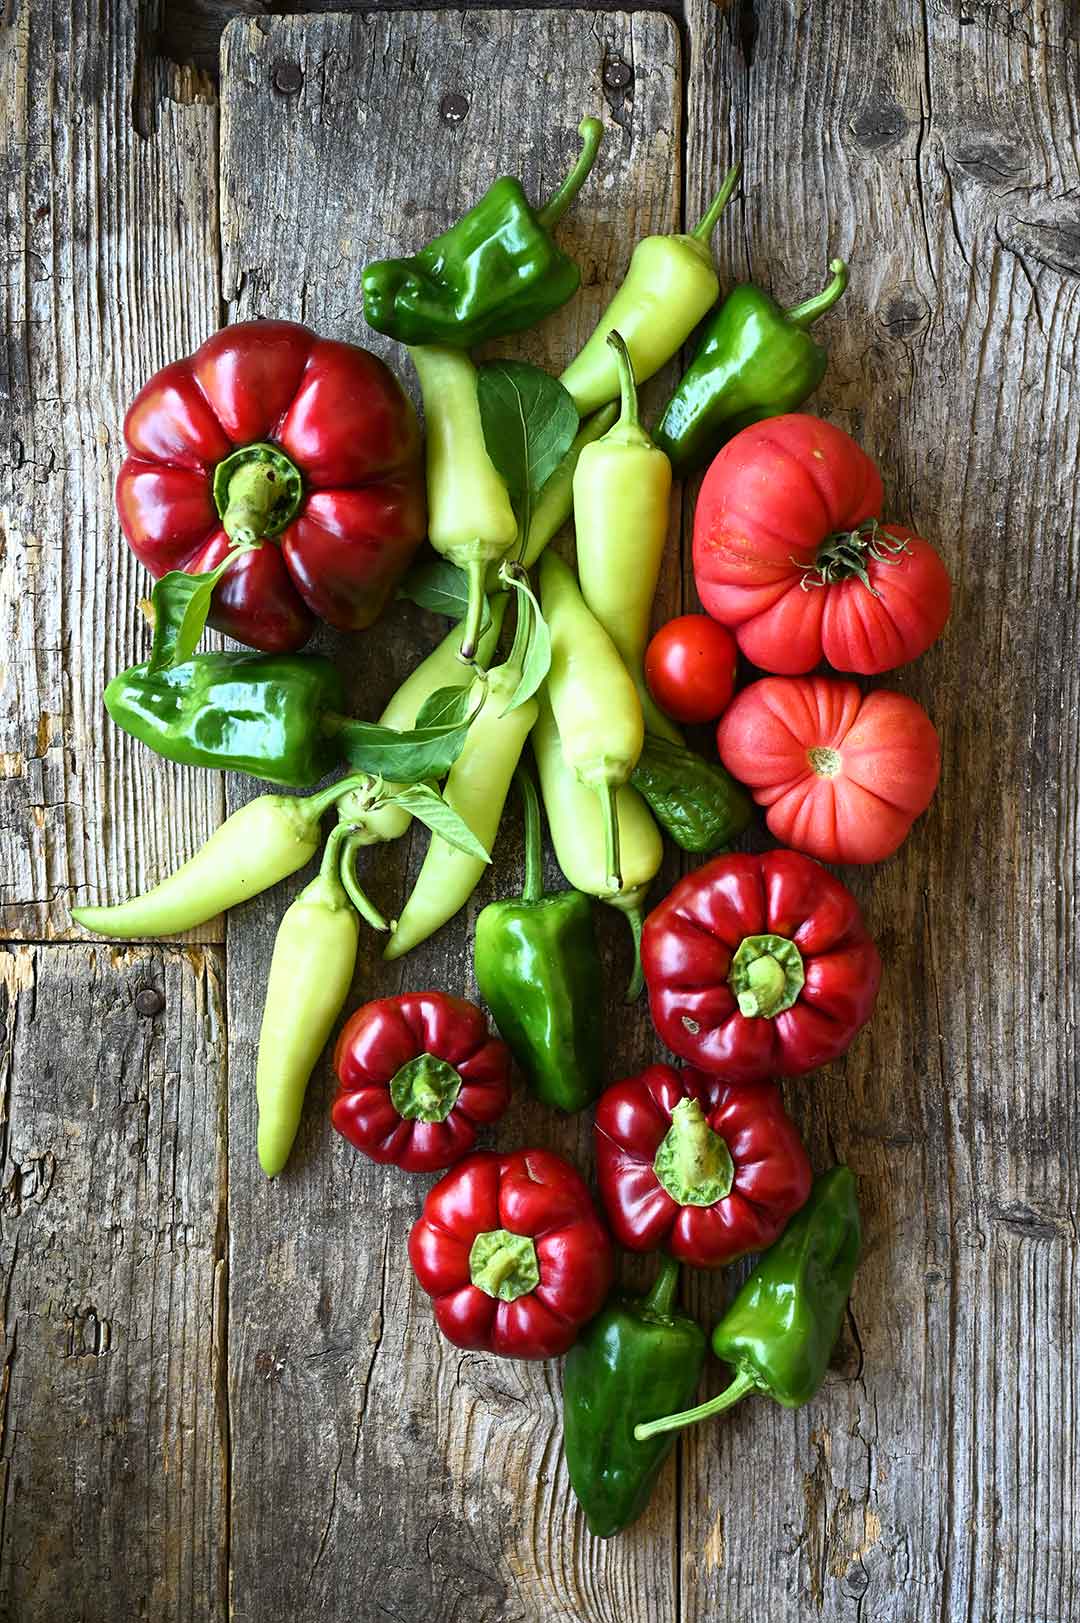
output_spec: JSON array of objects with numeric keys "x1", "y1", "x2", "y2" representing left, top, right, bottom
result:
[{"x1": 73, "y1": 114, "x2": 951, "y2": 1538}]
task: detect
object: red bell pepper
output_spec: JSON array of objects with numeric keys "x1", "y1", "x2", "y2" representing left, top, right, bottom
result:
[
  {"x1": 331, "y1": 992, "x2": 512, "y2": 1174},
  {"x1": 408, "y1": 1149, "x2": 614, "y2": 1359},
  {"x1": 594, "y1": 1064, "x2": 812, "y2": 1267},
  {"x1": 116, "y1": 320, "x2": 426, "y2": 652},
  {"x1": 642, "y1": 850, "x2": 881, "y2": 1081}
]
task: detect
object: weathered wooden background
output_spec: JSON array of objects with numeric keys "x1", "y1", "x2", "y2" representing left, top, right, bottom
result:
[{"x1": 2, "y1": 1, "x2": 1079, "y2": 1619}]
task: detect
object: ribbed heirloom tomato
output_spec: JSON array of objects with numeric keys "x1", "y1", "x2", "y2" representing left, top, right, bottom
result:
[
  {"x1": 717, "y1": 675, "x2": 941, "y2": 864},
  {"x1": 692, "y1": 414, "x2": 951, "y2": 675}
]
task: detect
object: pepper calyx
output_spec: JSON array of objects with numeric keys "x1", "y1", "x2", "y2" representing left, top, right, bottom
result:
[
  {"x1": 729, "y1": 932, "x2": 805, "y2": 1019},
  {"x1": 390, "y1": 1052, "x2": 463, "y2": 1123},
  {"x1": 796, "y1": 518, "x2": 910, "y2": 595},
  {"x1": 469, "y1": 1228, "x2": 540, "y2": 1301},
  {"x1": 653, "y1": 1097, "x2": 735, "y2": 1207},
  {"x1": 213, "y1": 442, "x2": 304, "y2": 544}
]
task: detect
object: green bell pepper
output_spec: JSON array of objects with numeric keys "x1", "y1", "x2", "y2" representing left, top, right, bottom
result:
[
  {"x1": 630, "y1": 733, "x2": 752, "y2": 854},
  {"x1": 473, "y1": 768, "x2": 604, "y2": 1113},
  {"x1": 362, "y1": 117, "x2": 603, "y2": 349},
  {"x1": 104, "y1": 651, "x2": 347, "y2": 787},
  {"x1": 655, "y1": 260, "x2": 849, "y2": 477},
  {"x1": 634, "y1": 1167, "x2": 861, "y2": 1443},
  {"x1": 563, "y1": 1257, "x2": 706, "y2": 1538}
]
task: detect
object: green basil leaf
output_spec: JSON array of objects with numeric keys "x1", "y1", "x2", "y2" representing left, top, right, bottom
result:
[
  {"x1": 336, "y1": 718, "x2": 471, "y2": 783},
  {"x1": 414, "y1": 684, "x2": 473, "y2": 730},
  {"x1": 498, "y1": 565, "x2": 551, "y2": 715},
  {"x1": 386, "y1": 783, "x2": 491, "y2": 862},
  {"x1": 477, "y1": 362, "x2": 578, "y2": 545},
  {"x1": 397, "y1": 558, "x2": 492, "y2": 628},
  {"x1": 147, "y1": 543, "x2": 255, "y2": 674}
]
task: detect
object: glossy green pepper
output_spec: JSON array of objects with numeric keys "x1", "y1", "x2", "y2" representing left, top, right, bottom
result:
[
  {"x1": 563, "y1": 1257, "x2": 706, "y2": 1538},
  {"x1": 104, "y1": 651, "x2": 347, "y2": 787},
  {"x1": 655, "y1": 260, "x2": 849, "y2": 477},
  {"x1": 474, "y1": 769, "x2": 604, "y2": 1114},
  {"x1": 630, "y1": 734, "x2": 752, "y2": 854},
  {"x1": 634, "y1": 1167, "x2": 860, "y2": 1443},
  {"x1": 362, "y1": 117, "x2": 603, "y2": 349}
]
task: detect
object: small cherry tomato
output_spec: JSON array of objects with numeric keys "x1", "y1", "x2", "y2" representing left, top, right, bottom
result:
[{"x1": 645, "y1": 615, "x2": 738, "y2": 724}]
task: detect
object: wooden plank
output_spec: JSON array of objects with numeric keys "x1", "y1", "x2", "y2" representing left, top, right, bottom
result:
[
  {"x1": 680, "y1": 3, "x2": 1080, "y2": 1620},
  {"x1": 0, "y1": 0, "x2": 225, "y2": 940},
  {"x1": 218, "y1": 12, "x2": 683, "y2": 1619},
  {"x1": 0, "y1": 942, "x2": 228, "y2": 1620}
]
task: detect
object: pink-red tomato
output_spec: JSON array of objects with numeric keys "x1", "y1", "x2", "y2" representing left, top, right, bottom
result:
[
  {"x1": 645, "y1": 615, "x2": 738, "y2": 724},
  {"x1": 693, "y1": 414, "x2": 951, "y2": 676},
  {"x1": 716, "y1": 675, "x2": 941, "y2": 864}
]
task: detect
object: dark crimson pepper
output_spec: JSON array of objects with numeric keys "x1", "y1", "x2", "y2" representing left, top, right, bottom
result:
[
  {"x1": 473, "y1": 770, "x2": 604, "y2": 1114},
  {"x1": 116, "y1": 320, "x2": 426, "y2": 651},
  {"x1": 562, "y1": 1257, "x2": 706, "y2": 1538},
  {"x1": 104, "y1": 650, "x2": 346, "y2": 787},
  {"x1": 634, "y1": 1167, "x2": 860, "y2": 1443},
  {"x1": 654, "y1": 261, "x2": 849, "y2": 477},
  {"x1": 331, "y1": 993, "x2": 512, "y2": 1174},
  {"x1": 362, "y1": 118, "x2": 603, "y2": 349},
  {"x1": 594, "y1": 1064, "x2": 811, "y2": 1267},
  {"x1": 642, "y1": 850, "x2": 881, "y2": 1082},
  {"x1": 408, "y1": 1149, "x2": 614, "y2": 1358}
]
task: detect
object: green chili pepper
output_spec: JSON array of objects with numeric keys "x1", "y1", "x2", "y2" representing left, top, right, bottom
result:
[
  {"x1": 69, "y1": 776, "x2": 362, "y2": 940},
  {"x1": 384, "y1": 661, "x2": 538, "y2": 961},
  {"x1": 539, "y1": 549, "x2": 643, "y2": 892},
  {"x1": 634, "y1": 1167, "x2": 861, "y2": 1443},
  {"x1": 630, "y1": 734, "x2": 752, "y2": 854},
  {"x1": 563, "y1": 1257, "x2": 706, "y2": 1538},
  {"x1": 573, "y1": 333, "x2": 679, "y2": 747},
  {"x1": 363, "y1": 117, "x2": 604, "y2": 349},
  {"x1": 474, "y1": 769, "x2": 604, "y2": 1113},
  {"x1": 347, "y1": 596, "x2": 508, "y2": 849},
  {"x1": 104, "y1": 651, "x2": 347, "y2": 788},
  {"x1": 256, "y1": 823, "x2": 363, "y2": 1178},
  {"x1": 409, "y1": 345, "x2": 518, "y2": 660},
  {"x1": 559, "y1": 163, "x2": 741, "y2": 416},
  {"x1": 532, "y1": 687, "x2": 661, "y2": 1000},
  {"x1": 655, "y1": 260, "x2": 849, "y2": 477}
]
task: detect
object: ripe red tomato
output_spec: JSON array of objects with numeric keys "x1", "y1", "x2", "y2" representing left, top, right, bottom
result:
[
  {"x1": 693, "y1": 414, "x2": 951, "y2": 676},
  {"x1": 716, "y1": 675, "x2": 940, "y2": 863},
  {"x1": 645, "y1": 615, "x2": 738, "y2": 724}
]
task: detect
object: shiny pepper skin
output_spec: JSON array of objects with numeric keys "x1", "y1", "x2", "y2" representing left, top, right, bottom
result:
[{"x1": 332, "y1": 993, "x2": 512, "y2": 1174}]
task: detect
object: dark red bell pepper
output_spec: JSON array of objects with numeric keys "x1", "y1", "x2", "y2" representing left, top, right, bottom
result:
[
  {"x1": 594, "y1": 1064, "x2": 812, "y2": 1267},
  {"x1": 642, "y1": 849, "x2": 881, "y2": 1081},
  {"x1": 331, "y1": 992, "x2": 512, "y2": 1174},
  {"x1": 116, "y1": 320, "x2": 426, "y2": 651},
  {"x1": 408, "y1": 1149, "x2": 614, "y2": 1358}
]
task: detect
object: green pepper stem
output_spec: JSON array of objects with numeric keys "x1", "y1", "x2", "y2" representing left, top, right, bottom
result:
[
  {"x1": 337, "y1": 830, "x2": 390, "y2": 932},
  {"x1": 641, "y1": 1255, "x2": 681, "y2": 1318},
  {"x1": 688, "y1": 161, "x2": 742, "y2": 245},
  {"x1": 633, "y1": 1367, "x2": 758, "y2": 1442},
  {"x1": 785, "y1": 258, "x2": 849, "y2": 329},
  {"x1": 598, "y1": 781, "x2": 623, "y2": 894},
  {"x1": 624, "y1": 902, "x2": 645, "y2": 1003},
  {"x1": 606, "y1": 330, "x2": 640, "y2": 433},
  {"x1": 459, "y1": 559, "x2": 489, "y2": 663},
  {"x1": 536, "y1": 115, "x2": 604, "y2": 229},
  {"x1": 301, "y1": 772, "x2": 384, "y2": 822},
  {"x1": 515, "y1": 767, "x2": 543, "y2": 904}
]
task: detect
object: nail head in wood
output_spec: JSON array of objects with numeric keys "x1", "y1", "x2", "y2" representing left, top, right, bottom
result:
[
  {"x1": 272, "y1": 61, "x2": 303, "y2": 96},
  {"x1": 135, "y1": 987, "x2": 164, "y2": 1018}
]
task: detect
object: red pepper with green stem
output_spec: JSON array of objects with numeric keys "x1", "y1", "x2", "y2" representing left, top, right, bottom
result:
[
  {"x1": 594, "y1": 1064, "x2": 812, "y2": 1267},
  {"x1": 117, "y1": 320, "x2": 426, "y2": 651}
]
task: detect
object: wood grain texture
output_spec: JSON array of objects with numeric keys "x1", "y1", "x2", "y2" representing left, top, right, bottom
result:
[
  {"x1": 0, "y1": 0, "x2": 225, "y2": 940},
  {"x1": 218, "y1": 12, "x2": 683, "y2": 1620},
  {"x1": 679, "y1": 2, "x2": 1080, "y2": 1619},
  {"x1": 0, "y1": 943, "x2": 228, "y2": 1620}
]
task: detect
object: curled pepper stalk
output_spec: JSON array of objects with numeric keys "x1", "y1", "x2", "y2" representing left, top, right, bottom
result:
[{"x1": 795, "y1": 519, "x2": 911, "y2": 595}]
